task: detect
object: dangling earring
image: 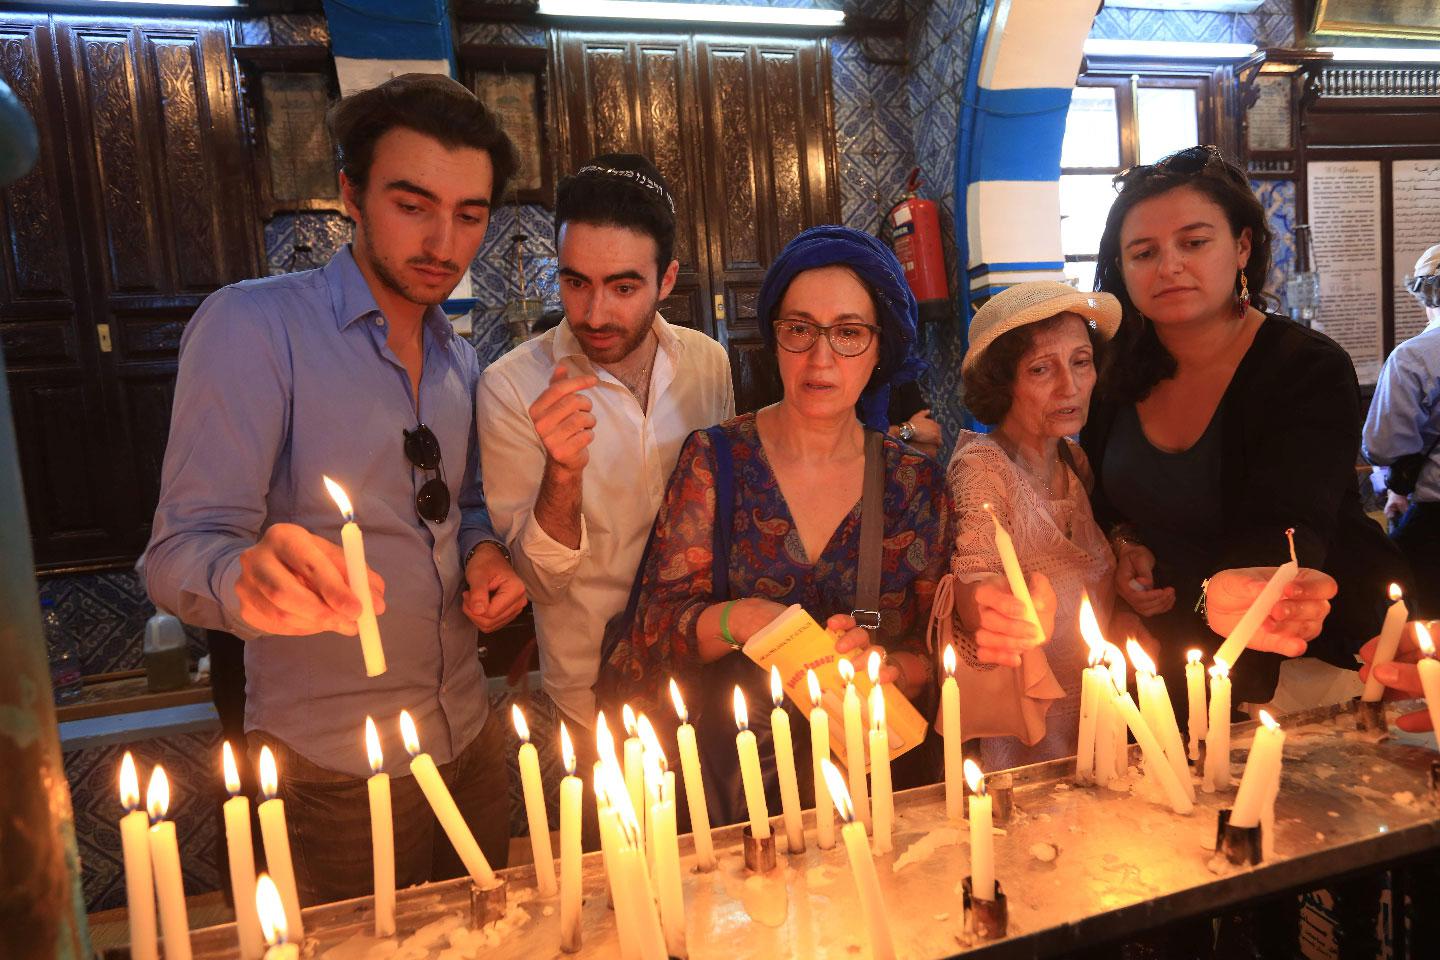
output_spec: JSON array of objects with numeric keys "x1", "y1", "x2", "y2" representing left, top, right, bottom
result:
[{"x1": 1236, "y1": 271, "x2": 1250, "y2": 318}]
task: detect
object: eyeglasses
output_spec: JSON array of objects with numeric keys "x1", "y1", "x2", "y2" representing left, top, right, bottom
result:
[
  {"x1": 1114, "y1": 144, "x2": 1246, "y2": 193},
  {"x1": 403, "y1": 424, "x2": 450, "y2": 524},
  {"x1": 772, "y1": 318, "x2": 881, "y2": 357}
]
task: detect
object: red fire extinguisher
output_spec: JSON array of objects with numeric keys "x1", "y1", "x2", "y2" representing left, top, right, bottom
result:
[{"x1": 887, "y1": 167, "x2": 950, "y2": 308}]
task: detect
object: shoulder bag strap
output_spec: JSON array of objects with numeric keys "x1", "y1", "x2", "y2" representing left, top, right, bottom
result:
[{"x1": 855, "y1": 429, "x2": 885, "y2": 619}]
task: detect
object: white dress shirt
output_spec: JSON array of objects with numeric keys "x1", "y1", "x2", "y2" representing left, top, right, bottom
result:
[{"x1": 477, "y1": 315, "x2": 734, "y2": 726}]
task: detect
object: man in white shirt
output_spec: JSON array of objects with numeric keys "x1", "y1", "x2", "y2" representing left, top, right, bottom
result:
[{"x1": 477, "y1": 154, "x2": 733, "y2": 746}]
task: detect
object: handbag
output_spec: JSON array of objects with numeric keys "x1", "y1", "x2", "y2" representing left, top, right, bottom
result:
[{"x1": 1385, "y1": 432, "x2": 1440, "y2": 496}]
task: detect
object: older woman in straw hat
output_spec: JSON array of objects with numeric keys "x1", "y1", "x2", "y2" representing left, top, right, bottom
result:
[{"x1": 934, "y1": 281, "x2": 1129, "y2": 769}]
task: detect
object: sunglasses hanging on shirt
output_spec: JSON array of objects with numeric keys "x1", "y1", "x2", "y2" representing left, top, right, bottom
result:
[{"x1": 403, "y1": 423, "x2": 450, "y2": 524}]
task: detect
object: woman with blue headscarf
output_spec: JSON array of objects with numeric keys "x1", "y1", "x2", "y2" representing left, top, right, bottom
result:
[{"x1": 599, "y1": 226, "x2": 951, "y2": 824}]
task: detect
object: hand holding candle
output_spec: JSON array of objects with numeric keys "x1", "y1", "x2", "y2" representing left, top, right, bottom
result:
[
  {"x1": 364, "y1": 718, "x2": 395, "y2": 937},
  {"x1": 221, "y1": 743, "x2": 264, "y2": 958},
  {"x1": 147, "y1": 766, "x2": 192, "y2": 960},
  {"x1": 820, "y1": 760, "x2": 896, "y2": 960},
  {"x1": 733, "y1": 686, "x2": 772, "y2": 841},
  {"x1": 118, "y1": 753, "x2": 159, "y2": 960},
  {"x1": 322, "y1": 475, "x2": 386, "y2": 676}
]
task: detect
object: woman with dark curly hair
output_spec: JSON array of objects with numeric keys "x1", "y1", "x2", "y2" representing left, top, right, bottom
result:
[{"x1": 1081, "y1": 145, "x2": 1408, "y2": 711}]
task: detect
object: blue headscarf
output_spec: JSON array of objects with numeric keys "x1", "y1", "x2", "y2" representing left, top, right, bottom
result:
[{"x1": 757, "y1": 225, "x2": 927, "y2": 432}]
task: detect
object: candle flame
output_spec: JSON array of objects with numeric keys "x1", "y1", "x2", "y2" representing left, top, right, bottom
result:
[
  {"x1": 222, "y1": 741, "x2": 241, "y2": 796},
  {"x1": 1187, "y1": 648, "x2": 1202, "y2": 665},
  {"x1": 867, "y1": 649, "x2": 881, "y2": 685},
  {"x1": 1285, "y1": 527, "x2": 1296, "y2": 564},
  {"x1": 322, "y1": 474, "x2": 355, "y2": 521},
  {"x1": 1126, "y1": 638, "x2": 1156, "y2": 677},
  {"x1": 1259, "y1": 710, "x2": 1280, "y2": 731},
  {"x1": 255, "y1": 873, "x2": 288, "y2": 946},
  {"x1": 963, "y1": 758, "x2": 986, "y2": 796},
  {"x1": 838, "y1": 657, "x2": 855, "y2": 685},
  {"x1": 637, "y1": 714, "x2": 666, "y2": 771},
  {"x1": 1389, "y1": 583, "x2": 1404, "y2": 602},
  {"x1": 820, "y1": 758, "x2": 854, "y2": 823},
  {"x1": 511, "y1": 703, "x2": 530, "y2": 744},
  {"x1": 259, "y1": 745, "x2": 278, "y2": 800},
  {"x1": 1104, "y1": 642, "x2": 1127, "y2": 691},
  {"x1": 399, "y1": 710, "x2": 421, "y2": 757},
  {"x1": 733, "y1": 685, "x2": 749, "y2": 731},
  {"x1": 601, "y1": 762, "x2": 637, "y2": 825},
  {"x1": 770, "y1": 665, "x2": 784, "y2": 707},
  {"x1": 119, "y1": 751, "x2": 140, "y2": 812},
  {"x1": 1210, "y1": 657, "x2": 1231, "y2": 680},
  {"x1": 560, "y1": 722, "x2": 576, "y2": 776},
  {"x1": 595, "y1": 711, "x2": 619, "y2": 767},
  {"x1": 807, "y1": 668, "x2": 823, "y2": 709},
  {"x1": 669, "y1": 678, "x2": 688, "y2": 724},
  {"x1": 870, "y1": 685, "x2": 886, "y2": 732},
  {"x1": 622, "y1": 703, "x2": 638, "y2": 737},
  {"x1": 1077, "y1": 592, "x2": 1105, "y2": 657},
  {"x1": 365, "y1": 716, "x2": 383, "y2": 774},
  {"x1": 147, "y1": 765, "x2": 170, "y2": 822},
  {"x1": 1417, "y1": 621, "x2": 1435, "y2": 658},
  {"x1": 943, "y1": 644, "x2": 956, "y2": 678}
]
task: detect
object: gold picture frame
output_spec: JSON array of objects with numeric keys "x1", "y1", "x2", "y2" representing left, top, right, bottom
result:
[{"x1": 1313, "y1": 0, "x2": 1440, "y2": 41}]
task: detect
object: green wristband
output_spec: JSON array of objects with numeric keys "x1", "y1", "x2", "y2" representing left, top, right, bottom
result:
[{"x1": 719, "y1": 600, "x2": 742, "y2": 649}]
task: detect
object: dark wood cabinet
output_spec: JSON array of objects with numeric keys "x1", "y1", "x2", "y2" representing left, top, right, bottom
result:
[{"x1": 0, "y1": 14, "x2": 259, "y2": 569}]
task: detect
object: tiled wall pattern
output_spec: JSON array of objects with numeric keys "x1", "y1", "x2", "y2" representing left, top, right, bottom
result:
[
  {"x1": 1252, "y1": 178, "x2": 1298, "y2": 314},
  {"x1": 1090, "y1": 0, "x2": 1295, "y2": 47}
]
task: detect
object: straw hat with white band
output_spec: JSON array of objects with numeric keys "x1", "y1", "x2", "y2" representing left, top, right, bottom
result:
[{"x1": 962, "y1": 281, "x2": 1123, "y2": 375}]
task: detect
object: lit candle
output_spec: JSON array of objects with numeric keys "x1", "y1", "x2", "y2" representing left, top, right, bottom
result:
[
  {"x1": 638, "y1": 731, "x2": 686, "y2": 959},
  {"x1": 869, "y1": 682, "x2": 893, "y2": 854},
  {"x1": 592, "y1": 762, "x2": 634, "y2": 956},
  {"x1": 983, "y1": 502, "x2": 1042, "y2": 637},
  {"x1": 1106, "y1": 674, "x2": 1194, "y2": 814},
  {"x1": 733, "y1": 686, "x2": 772, "y2": 840},
  {"x1": 963, "y1": 759, "x2": 995, "y2": 901},
  {"x1": 769, "y1": 666, "x2": 806, "y2": 854},
  {"x1": 608, "y1": 781, "x2": 668, "y2": 960},
  {"x1": 146, "y1": 766, "x2": 192, "y2": 960},
  {"x1": 558, "y1": 723, "x2": 583, "y2": 953},
  {"x1": 622, "y1": 703, "x2": 646, "y2": 858},
  {"x1": 322, "y1": 475, "x2": 386, "y2": 676},
  {"x1": 1362, "y1": 584, "x2": 1409, "y2": 702},
  {"x1": 364, "y1": 717, "x2": 395, "y2": 937},
  {"x1": 221, "y1": 743, "x2": 264, "y2": 958},
  {"x1": 807, "y1": 669, "x2": 836, "y2": 850},
  {"x1": 1127, "y1": 640, "x2": 1195, "y2": 803},
  {"x1": 256, "y1": 746, "x2": 304, "y2": 940},
  {"x1": 255, "y1": 873, "x2": 300, "y2": 960},
  {"x1": 1185, "y1": 649, "x2": 1207, "y2": 760},
  {"x1": 1106, "y1": 645, "x2": 1129, "y2": 779},
  {"x1": 1092, "y1": 648, "x2": 1117, "y2": 787},
  {"x1": 1230, "y1": 710, "x2": 1285, "y2": 828},
  {"x1": 668, "y1": 680, "x2": 716, "y2": 870},
  {"x1": 1204, "y1": 659, "x2": 1233, "y2": 793},
  {"x1": 636, "y1": 714, "x2": 661, "y2": 882},
  {"x1": 1415, "y1": 623, "x2": 1440, "y2": 744},
  {"x1": 399, "y1": 709, "x2": 495, "y2": 886},
  {"x1": 118, "y1": 753, "x2": 159, "y2": 960},
  {"x1": 942, "y1": 645, "x2": 964, "y2": 817},
  {"x1": 1212, "y1": 528, "x2": 1300, "y2": 670},
  {"x1": 820, "y1": 760, "x2": 896, "y2": 960},
  {"x1": 839, "y1": 657, "x2": 870, "y2": 831},
  {"x1": 512, "y1": 704, "x2": 558, "y2": 897},
  {"x1": 1075, "y1": 597, "x2": 1104, "y2": 785}
]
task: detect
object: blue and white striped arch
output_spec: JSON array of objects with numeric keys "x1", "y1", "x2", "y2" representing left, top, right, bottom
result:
[
  {"x1": 956, "y1": 0, "x2": 1104, "y2": 312},
  {"x1": 321, "y1": 0, "x2": 454, "y2": 97}
]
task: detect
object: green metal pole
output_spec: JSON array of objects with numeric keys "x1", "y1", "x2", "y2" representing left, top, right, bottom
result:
[{"x1": 0, "y1": 79, "x2": 91, "y2": 959}]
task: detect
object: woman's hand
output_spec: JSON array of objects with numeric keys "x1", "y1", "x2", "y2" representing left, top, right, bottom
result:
[
  {"x1": 1204, "y1": 567, "x2": 1337, "y2": 658},
  {"x1": 1113, "y1": 541, "x2": 1175, "y2": 617},
  {"x1": 1357, "y1": 623, "x2": 1436, "y2": 731},
  {"x1": 696, "y1": 597, "x2": 789, "y2": 662},
  {"x1": 822, "y1": 613, "x2": 933, "y2": 699},
  {"x1": 1385, "y1": 490, "x2": 1410, "y2": 525},
  {"x1": 956, "y1": 572, "x2": 1057, "y2": 668}
]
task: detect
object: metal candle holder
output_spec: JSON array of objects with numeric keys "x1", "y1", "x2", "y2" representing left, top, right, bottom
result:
[
  {"x1": 988, "y1": 772, "x2": 1015, "y2": 824},
  {"x1": 742, "y1": 825, "x2": 777, "y2": 873},
  {"x1": 1353, "y1": 697, "x2": 1388, "y2": 734},
  {"x1": 962, "y1": 876, "x2": 1009, "y2": 940},
  {"x1": 469, "y1": 877, "x2": 508, "y2": 928},
  {"x1": 1215, "y1": 809, "x2": 1263, "y2": 866}
]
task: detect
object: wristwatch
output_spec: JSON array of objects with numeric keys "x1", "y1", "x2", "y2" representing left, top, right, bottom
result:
[
  {"x1": 898, "y1": 421, "x2": 916, "y2": 442},
  {"x1": 464, "y1": 540, "x2": 512, "y2": 569}
]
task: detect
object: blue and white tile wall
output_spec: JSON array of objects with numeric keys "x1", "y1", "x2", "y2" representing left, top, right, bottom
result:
[{"x1": 1252, "y1": 178, "x2": 1297, "y2": 313}]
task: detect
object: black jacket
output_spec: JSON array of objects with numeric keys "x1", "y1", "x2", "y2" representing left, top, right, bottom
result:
[{"x1": 1081, "y1": 316, "x2": 1411, "y2": 704}]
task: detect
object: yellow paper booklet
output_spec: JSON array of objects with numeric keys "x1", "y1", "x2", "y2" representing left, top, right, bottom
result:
[{"x1": 742, "y1": 603, "x2": 927, "y2": 772}]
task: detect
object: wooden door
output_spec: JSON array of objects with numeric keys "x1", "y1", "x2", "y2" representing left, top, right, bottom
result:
[{"x1": 0, "y1": 14, "x2": 259, "y2": 568}]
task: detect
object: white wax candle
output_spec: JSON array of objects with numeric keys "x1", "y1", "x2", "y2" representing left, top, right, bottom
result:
[
  {"x1": 323, "y1": 476, "x2": 386, "y2": 677},
  {"x1": 399, "y1": 711, "x2": 495, "y2": 886},
  {"x1": 1093, "y1": 678, "x2": 1116, "y2": 787},
  {"x1": 1110, "y1": 652, "x2": 1130, "y2": 778},
  {"x1": 964, "y1": 760, "x2": 995, "y2": 901},
  {"x1": 622, "y1": 704, "x2": 646, "y2": 861},
  {"x1": 146, "y1": 767, "x2": 192, "y2": 960},
  {"x1": 869, "y1": 685, "x2": 893, "y2": 854},
  {"x1": 733, "y1": 686, "x2": 771, "y2": 840},
  {"x1": 119, "y1": 753, "x2": 159, "y2": 960},
  {"x1": 1212, "y1": 532, "x2": 1300, "y2": 669},
  {"x1": 614, "y1": 812, "x2": 667, "y2": 960},
  {"x1": 255, "y1": 747, "x2": 304, "y2": 941},
  {"x1": 1185, "y1": 649, "x2": 1207, "y2": 760},
  {"x1": 769, "y1": 667, "x2": 806, "y2": 854},
  {"x1": 942, "y1": 647, "x2": 965, "y2": 817},
  {"x1": 512, "y1": 705, "x2": 558, "y2": 897},
  {"x1": 1230, "y1": 711, "x2": 1285, "y2": 827},
  {"x1": 840, "y1": 660, "x2": 870, "y2": 831},
  {"x1": 1204, "y1": 661, "x2": 1233, "y2": 793},
  {"x1": 1075, "y1": 658, "x2": 1099, "y2": 786},
  {"x1": 363, "y1": 718, "x2": 394, "y2": 938},
  {"x1": 594, "y1": 766, "x2": 634, "y2": 956},
  {"x1": 1127, "y1": 641, "x2": 1194, "y2": 803},
  {"x1": 651, "y1": 772, "x2": 686, "y2": 958},
  {"x1": 558, "y1": 725, "x2": 583, "y2": 953},
  {"x1": 984, "y1": 504, "x2": 1042, "y2": 637},
  {"x1": 1111, "y1": 686, "x2": 1194, "y2": 814},
  {"x1": 806, "y1": 671, "x2": 836, "y2": 850},
  {"x1": 1416, "y1": 625, "x2": 1440, "y2": 746},
  {"x1": 220, "y1": 744, "x2": 264, "y2": 958},
  {"x1": 821, "y1": 760, "x2": 895, "y2": 960},
  {"x1": 1362, "y1": 585, "x2": 1409, "y2": 702},
  {"x1": 668, "y1": 681, "x2": 715, "y2": 870}
]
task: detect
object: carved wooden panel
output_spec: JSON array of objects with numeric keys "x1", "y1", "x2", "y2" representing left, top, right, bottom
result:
[
  {"x1": 762, "y1": 51, "x2": 805, "y2": 247},
  {"x1": 587, "y1": 47, "x2": 635, "y2": 158},
  {"x1": 0, "y1": 25, "x2": 69, "y2": 300},
  {"x1": 14, "y1": 382, "x2": 109, "y2": 542},
  {"x1": 707, "y1": 48, "x2": 760, "y2": 270},
  {"x1": 149, "y1": 37, "x2": 222, "y2": 291},
  {"x1": 637, "y1": 45, "x2": 693, "y2": 273}
]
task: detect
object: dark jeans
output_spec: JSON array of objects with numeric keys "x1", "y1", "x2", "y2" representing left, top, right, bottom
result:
[
  {"x1": 246, "y1": 708, "x2": 512, "y2": 907},
  {"x1": 1393, "y1": 501, "x2": 1440, "y2": 620}
]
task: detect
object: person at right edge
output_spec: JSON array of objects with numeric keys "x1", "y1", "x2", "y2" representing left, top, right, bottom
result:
[{"x1": 1081, "y1": 145, "x2": 1409, "y2": 715}]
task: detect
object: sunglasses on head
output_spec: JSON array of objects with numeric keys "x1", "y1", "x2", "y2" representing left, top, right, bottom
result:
[
  {"x1": 1113, "y1": 144, "x2": 1246, "y2": 192},
  {"x1": 403, "y1": 424, "x2": 450, "y2": 524}
]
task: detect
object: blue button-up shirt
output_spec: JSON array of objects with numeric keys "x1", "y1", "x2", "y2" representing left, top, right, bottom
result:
[
  {"x1": 141, "y1": 247, "x2": 495, "y2": 777},
  {"x1": 1365, "y1": 323, "x2": 1440, "y2": 504}
]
